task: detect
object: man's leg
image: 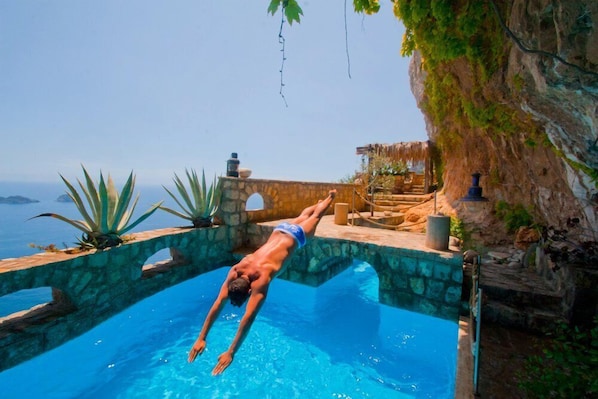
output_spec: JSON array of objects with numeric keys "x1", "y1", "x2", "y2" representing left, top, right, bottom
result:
[
  {"x1": 294, "y1": 190, "x2": 336, "y2": 237},
  {"x1": 292, "y1": 203, "x2": 320, "y2": 224}
]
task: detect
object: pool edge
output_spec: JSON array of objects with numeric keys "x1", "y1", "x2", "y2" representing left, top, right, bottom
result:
[{"x1": 456, "y1": 316, "x2": 475, "y2": 398}]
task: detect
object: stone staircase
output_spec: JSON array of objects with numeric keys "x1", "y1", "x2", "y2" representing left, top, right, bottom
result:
[
  {"x1": 350, "y1": 193, "x2": 432, "y2": 230},
  {"x1": 407, "y1": 183, "x2": 426, "y2": 195},
  {"x1": 369, "y1": 193, "x2": 432, "y2": 212}
]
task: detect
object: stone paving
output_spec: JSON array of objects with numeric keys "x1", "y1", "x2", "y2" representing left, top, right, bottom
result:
[{"x1": 264, "y1": 212, "x2": 462, "y2": 256}]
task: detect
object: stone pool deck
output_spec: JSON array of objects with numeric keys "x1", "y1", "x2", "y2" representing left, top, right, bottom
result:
[{"x1": 262, "y1": 213, "x2": 461, "y2": 255}]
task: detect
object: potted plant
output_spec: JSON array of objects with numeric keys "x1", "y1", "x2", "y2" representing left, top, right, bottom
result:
[
  {"x1": 159, "y1": 169, "x2": 222, "y2": 228},
  {"x1": 31, "y1": 165, "x2": 162, "y2": 250}
]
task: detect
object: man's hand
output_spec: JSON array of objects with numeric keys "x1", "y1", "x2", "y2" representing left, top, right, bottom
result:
[
  {"x1": 187, "y1": 338, "x2": 206, "y2": 363},
  {"x1": 212, "y1": 351, "x2": 234, "y2": 375}
]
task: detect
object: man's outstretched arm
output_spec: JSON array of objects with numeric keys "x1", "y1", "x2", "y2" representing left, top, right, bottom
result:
[
  {"x1": 211, "y1": 288, "x2": 267, "y2": 375},
  {"x1": 188, "y1": 271, "x2": 234, "y2": 362}
]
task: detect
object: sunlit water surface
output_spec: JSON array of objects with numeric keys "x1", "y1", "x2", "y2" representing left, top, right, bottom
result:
[{"x1": 0, "y1": 263, "x2": 457, "y2": 399}]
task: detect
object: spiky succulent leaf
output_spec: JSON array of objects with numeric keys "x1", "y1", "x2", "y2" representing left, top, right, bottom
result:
[
  {"x1": 81, "y1": 166, "x2": 101, "y2": 224},
  {"x1": 105, "y1": 174, "x2": 119, "y2": 229},
  {"x1": 158, "y1": 205, "x2": 193, "y2": 222},
  {"x1": 118, "y1": 200, "x2": 162, "y2": 235},
  {"x1": 98, "y1": 174, "x2": 111, "y2": 233},
  {"x1": 59, "y1": 173, "x2": 97, "y2": 231},
  {"x1": 117, "y1": 194, "x2": 138, "y2": 232},
  {"x1": 189, "y1": 169, "x2": 202, "y2": 212},
  {"x1": 110, "y1": 172, "x2": 135, "y2": 231},
  {"x1": 30, "y1": 212, "x2": 91, "y2": 234},
  {"x1": 174, "y1": 173, "x2": 194, "y2": 214},
  {"x1": 200, "y1": 169, "x2": 208, "y2": 214},
  {"x1": 163, "y1": 185, "x2": 192, "y2": 216}
]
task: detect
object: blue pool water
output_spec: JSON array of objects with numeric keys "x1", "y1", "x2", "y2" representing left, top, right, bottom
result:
[{"x1": 0, "y1": 263, "x2": 458, "y2": 398}]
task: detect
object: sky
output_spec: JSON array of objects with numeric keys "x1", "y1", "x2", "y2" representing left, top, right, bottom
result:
[{"x1": 0, "y1": 1, "x2": 427, "y2": 186}]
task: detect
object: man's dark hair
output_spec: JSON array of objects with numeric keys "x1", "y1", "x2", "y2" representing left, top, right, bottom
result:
[{"x1": 228, "y1": 277, "x2": 251, "y2": 307}]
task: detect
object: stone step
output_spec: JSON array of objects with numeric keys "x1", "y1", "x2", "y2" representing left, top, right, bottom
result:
[
  {"x1": 464, "y1": 259, "x2": 568, "y2": 332},
  {"x1": 373, "y1": 200, "x2": 422, "y2": 208},
  {"x1": 478, "y1": 262, "x2": 563, "y2": 311},
  {"x1": 481, "y1": 300, "x2": 568, "y2": 333},
  {"x1": 481, "y1": 282, "x2": 563, "y2": 311},
  {"x1": 373, "y1": 194, "x2": 431, "y2": 203},
  {"x1": 350, "y1": 213, "x2": 405, "y2": 227}
]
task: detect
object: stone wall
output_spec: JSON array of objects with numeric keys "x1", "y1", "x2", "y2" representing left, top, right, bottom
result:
[{"x1": 219, "y1": 177, "x2": 365, "y2": 247}]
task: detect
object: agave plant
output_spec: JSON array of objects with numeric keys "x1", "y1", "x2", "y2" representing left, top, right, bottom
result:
[
  {"x1": 31, "y1": 166, "x2": 162, "y2": 250},
  {"x1": 160, "y1": 169, "x2": 221, "y2": 228}
]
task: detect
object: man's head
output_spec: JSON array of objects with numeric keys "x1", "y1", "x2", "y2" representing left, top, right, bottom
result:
[{"x1": 228, "y1": 277, "x2": 251, "y2": 307}]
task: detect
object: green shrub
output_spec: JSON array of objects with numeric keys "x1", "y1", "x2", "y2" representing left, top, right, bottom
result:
[
  {"x1": 518, "y1": 318, "x2": 598, "y2": 398},
  {"x1": 450, "y1": 216, "x2": 471, "y2": 247},
  {"x1": 494, "y1": 200, "x2": 534, "y2": 233}
]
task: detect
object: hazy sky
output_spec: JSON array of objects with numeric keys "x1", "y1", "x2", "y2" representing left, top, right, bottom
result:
[{"x1": 0, "y1": 1, "x2": 427, "y2": 186}]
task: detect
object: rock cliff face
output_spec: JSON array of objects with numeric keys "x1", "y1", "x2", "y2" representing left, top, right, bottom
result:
[{"x1": 409, "y1": 0, "x2": 597, "y2": 244}]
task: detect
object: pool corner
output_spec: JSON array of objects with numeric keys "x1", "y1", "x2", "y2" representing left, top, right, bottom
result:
[{"x1": 455, "y1": 316, "x2": 475, "y2": 398}]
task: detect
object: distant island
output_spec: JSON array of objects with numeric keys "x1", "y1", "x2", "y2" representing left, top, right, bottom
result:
[
  {"x1": 56, "y1": 194, "x2": 74, "y2": 203},
  {"x1": 0, "y1": 195, "x2": 40, "y2": 204}
]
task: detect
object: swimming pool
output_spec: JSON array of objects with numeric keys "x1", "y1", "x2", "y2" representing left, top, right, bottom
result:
[{"x1": 0, "y1": 262, "x2": 458, "y2": 398}]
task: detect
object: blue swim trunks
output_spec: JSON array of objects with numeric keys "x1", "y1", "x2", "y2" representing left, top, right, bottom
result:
[{"x1": 274, "y1": 222, "x2": 307, "y2": 248}]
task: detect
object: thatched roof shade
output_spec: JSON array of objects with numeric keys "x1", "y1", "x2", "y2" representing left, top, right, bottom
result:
[{"x1": 356, "y1": 141, "x2": 429, "y2": 163}]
